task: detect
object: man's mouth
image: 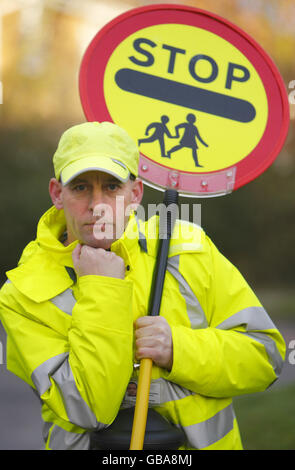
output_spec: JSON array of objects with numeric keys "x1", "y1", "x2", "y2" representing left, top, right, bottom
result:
[
  {"x1": 95, "y1": 222, "x2": 106, "y2": 232},
  {"x1": 91, "y1": 221, "x2": 114, "y2": 239}
]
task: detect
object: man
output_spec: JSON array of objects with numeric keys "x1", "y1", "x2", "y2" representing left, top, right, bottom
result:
[{"x1": 0, "y1": 121, "x2": 285, "y2": 450}]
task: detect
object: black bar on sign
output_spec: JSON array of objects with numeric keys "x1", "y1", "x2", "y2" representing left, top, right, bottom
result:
[{"x1": 115, "y1": 68, "x2": 256, "y2": 123}]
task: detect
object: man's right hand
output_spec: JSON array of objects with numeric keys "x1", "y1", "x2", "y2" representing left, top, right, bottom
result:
[{"x1": 72, "y1": 243, "x2": 125, "y2": 279}]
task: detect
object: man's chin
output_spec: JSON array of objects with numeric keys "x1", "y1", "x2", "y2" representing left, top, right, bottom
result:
[
  {"x1": 78, "y1": 225, "x2": 115, "y2": 249},
  {"x1": 81, "y1": 235, "x2": 114, "y2": 250}
]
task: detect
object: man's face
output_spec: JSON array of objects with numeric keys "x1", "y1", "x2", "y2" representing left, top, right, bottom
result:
[{"x1": 49, "y1": 170, "x2": 143, "y2": 249}]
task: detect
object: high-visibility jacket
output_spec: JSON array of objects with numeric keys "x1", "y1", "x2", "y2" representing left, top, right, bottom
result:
[{"x1": 0, "y1": 206, "x2": 285, "y2": 450}]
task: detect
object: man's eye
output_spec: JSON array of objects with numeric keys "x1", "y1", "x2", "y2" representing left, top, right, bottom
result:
[
  {"x1": 107, "y1": 183, "x2": 120, "y2": 191},
  {"x1": 73, "y1": 184, "x2": 87, "y2": 192}
]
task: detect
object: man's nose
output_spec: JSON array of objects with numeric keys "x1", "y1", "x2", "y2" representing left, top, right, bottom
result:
[
  {"x1": 89, "y1": 187, "x2": 105, "y2": 211},
  {"x1": 89, "y1": 188, "x2": 113, "y2": 222}
]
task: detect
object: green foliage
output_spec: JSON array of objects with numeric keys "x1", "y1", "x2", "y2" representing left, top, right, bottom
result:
[
  {"x1": 0, "y1": 126, "x2": 56, "y2": 281},
  {"x1": 234, "y1": 384, "x2": 295, "y2": 450}
]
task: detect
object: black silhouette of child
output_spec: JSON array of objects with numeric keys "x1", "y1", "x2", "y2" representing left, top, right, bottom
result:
[
  {"x1": 138, "y1": 115, "x2": 174, "y2": 158},
  {"x1": 167, "y1": 114, "x2": 209, "y2": 167}
]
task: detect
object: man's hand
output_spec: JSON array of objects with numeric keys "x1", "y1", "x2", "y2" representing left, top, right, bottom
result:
[
  {"x1": 134, "y1": 316, "x2": 173, "y2": 371},
  {"x1": 72, "y1": 243, "x2": 125, "y2": 279}
]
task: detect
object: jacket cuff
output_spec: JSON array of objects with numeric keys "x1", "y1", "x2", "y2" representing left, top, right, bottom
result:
[{"x1": 161, "y1": 325, "x2": 222, "y2": 394}]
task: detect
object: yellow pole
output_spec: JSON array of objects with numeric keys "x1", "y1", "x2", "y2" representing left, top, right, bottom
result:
[{"x1": 129, "y1": 357, "x2": 153, "y2": 450}]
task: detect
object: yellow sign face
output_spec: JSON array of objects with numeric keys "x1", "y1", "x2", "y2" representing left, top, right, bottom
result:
[{"x1": 104, "y1": 24, "x2": 268, "y2": 173}]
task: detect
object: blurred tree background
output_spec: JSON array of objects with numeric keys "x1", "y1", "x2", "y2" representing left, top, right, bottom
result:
[
  {"x1": 0, "y1": 0, "x2": 294, "y2": 296},
  {"x1": 0, "y1": 0, "x2": 294, "y2": 451}
]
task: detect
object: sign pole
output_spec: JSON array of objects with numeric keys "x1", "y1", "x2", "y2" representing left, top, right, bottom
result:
[{"x1": 129, "y1": 188, "x2": 179, "y2": 450}]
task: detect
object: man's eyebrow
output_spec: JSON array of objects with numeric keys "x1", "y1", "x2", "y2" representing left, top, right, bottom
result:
[
  {"x1": 68, "y1": 178, "x2": 88, "y2": 185},
  {"x1": 102, "y1": 176, "x2": 123, "y2": 184},
  {"x1": 106, "y1": 178, "x2": 122, "y2": 183},
  {"x1": 68, "y1": 176, "x2": 122, "y2": 185}
]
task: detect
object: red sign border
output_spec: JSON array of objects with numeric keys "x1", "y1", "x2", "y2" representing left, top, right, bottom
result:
[{"x1": 79, "y1": 4, "x2": 290, "y2": 192}]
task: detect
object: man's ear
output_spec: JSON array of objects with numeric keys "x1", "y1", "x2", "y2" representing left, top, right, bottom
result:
[
  {"x1": 49, "y1": 178, "x2": 63, "y2": 210},
  {"x1": 131, "y1": 178, "x2": 144, "y2": 206}
]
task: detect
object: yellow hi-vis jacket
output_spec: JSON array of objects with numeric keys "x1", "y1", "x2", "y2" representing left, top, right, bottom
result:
[{"x1": 0, "y1": 206, "x2": 285, "y2": 450}]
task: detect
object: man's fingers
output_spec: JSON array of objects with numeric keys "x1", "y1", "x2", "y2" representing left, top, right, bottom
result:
[
  {"x1": 135, "y1": 331, "x2": 159, "y2": 346},
  {"x1": 135, "y1": 346, "x2": 158, "y2": 362},
  {"x1": 135, "y1": 316, "x2": 163, "y2": 328},
  {"x1": 135, "y1": 331, "x2": 166, "y2": 354},
  {"x1": 135, "y1": 324, "x2": 164, "y2": 340},
  {"x1": 72, "y1": 244, "x2": 125, "y2": 279},
  {"x1": 134, "y1": 316, "x2": 173, "y2": 370},
  {"x1": 134, "y1": 316, "x2": 168, "y2": 335}
]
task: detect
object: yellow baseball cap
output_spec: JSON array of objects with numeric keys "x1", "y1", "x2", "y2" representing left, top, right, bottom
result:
[{"x1": 53, "y1": 121, "x2": 139, "y2": 185}]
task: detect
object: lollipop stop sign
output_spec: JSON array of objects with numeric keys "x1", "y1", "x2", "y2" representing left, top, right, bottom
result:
[
  {"x1": 79, "y1": 5, "x2": 289, "y2": 196},
  {"x1": 78, "y1": 4, "x2": 290, "y2": 451}
]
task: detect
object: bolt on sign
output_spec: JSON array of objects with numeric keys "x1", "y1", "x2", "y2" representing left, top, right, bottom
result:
[{"x1": 79, "y1": 5, "x2": 289, "y2": 197}]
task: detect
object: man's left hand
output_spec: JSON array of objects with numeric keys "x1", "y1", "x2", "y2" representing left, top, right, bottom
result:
[{"x1": 134, "y1": 316, "x2": 173, "y2": 371}]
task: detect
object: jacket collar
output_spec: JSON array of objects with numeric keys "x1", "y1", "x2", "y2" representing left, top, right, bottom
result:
[
  {"x1": 6, "y1": 206, "x2": 146, "y2": 302},
  {"x1": 36, "y1": 205, "x2": 145, "y2": 270},
  {"x1": 6, "y1": 207, "x2": 203, "y2": 302},
  {"x1": 35, "y1": 206, "x2": 78, "y2": 268}
]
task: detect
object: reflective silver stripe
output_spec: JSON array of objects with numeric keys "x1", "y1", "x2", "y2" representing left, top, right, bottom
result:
[
  {"x1": 183, "y1": 404, "x2": 235, "y2": 449},
  {"x1": 48, "y1": 424, "x2": 90, "y2": 450},
  {"x1": 167, "y1": 256, "x2": 208, "y2": 329},
  {"x1": 50, "y1": 288, "x2": 76, "y2": 316},
  {"x1": 217, "y1": 307, "x2": 283, "y2": 376},
  {"x1": 157, "y1": 378, "x2": 195, "y2": 403},
  {"x1": 216, "y1": 306, "x2": 276, "y2": 331},
  {"x1": 243, "y1": 332, "x2": 283, "y2": 376},
  {"x1": 31, "y1": 353, "x2": 104, "y2": 430},
  {"x1": 32, "y1": 352, "x2": 68, "y2": 395}
]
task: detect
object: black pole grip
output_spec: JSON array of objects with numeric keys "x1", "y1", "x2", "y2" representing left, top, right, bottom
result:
[{"x1": 149, "y1": 189, "x2": 179, "y2": 317}]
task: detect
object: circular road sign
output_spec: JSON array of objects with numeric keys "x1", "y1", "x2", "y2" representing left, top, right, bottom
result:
[{"x1": 79, "y1": 4, "x2": 289, "y2": 197}]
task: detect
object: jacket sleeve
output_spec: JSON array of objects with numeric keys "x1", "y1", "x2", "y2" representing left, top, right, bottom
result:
[
  {"x1": 0, "y1": 275, "x2": 134, "y2": 430},
  {"x1": 162, "y1": 235, "x2": 286, "y2": 398}
]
